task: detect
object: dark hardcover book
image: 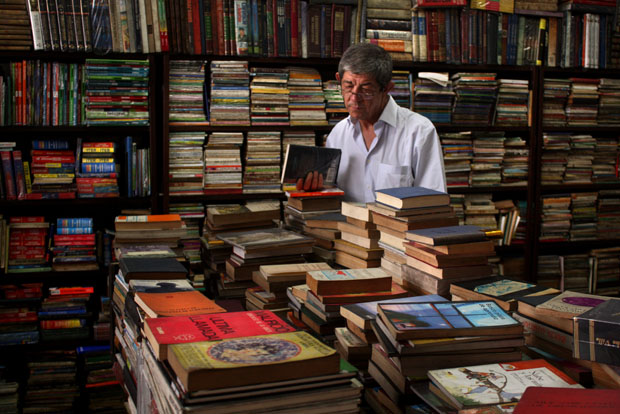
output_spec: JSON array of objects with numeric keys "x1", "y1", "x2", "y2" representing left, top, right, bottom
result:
[
  {"x1": 119, "y1": 257, "x2": 188, "y2": 281},
  {"x1": 366, "y1": 18, "x2": 411, "y2": 31},
  {"x1": 80, "y1": 0, "x2": 92, "y2": 52},
  {"x1": 281, "y1": 145, "x2": 341, "y2": 190},
  {"x1": 132, "y1": 0, "x2": 142, "y2": 53},
  {"x1": 574, "y1": 299, "x2": 620, "y2": 365},
  {"x1": 46, "y1": 0, "x2": 61, "y2": 50},
  {"x1": 38, "y1": 0, "x2": 52, "y2": 50},
  {"x1": 1, "y1": 151, "x2": 16, "y2": 200},
  {"x1": 71, "y1": 0, "x2": 83, "y2": 51},
  {"x1": 307, "y1": 3, "x2": 321, "y2": 57},
  {"x1": 55, "y1": 0, "x2": 69, "y2": 51},
  {"x1": 63, "y1": 0, "x2": 77, "y2": 51},
  {"x1": 203, "y1": 0, "x2": 213, "y2": 53},
  {"x1": 375, "y1": 186, "x2": 450, "y2": 210},
  {"x1": 405, "y1": 225, "x2": 486, "y2": 246}
]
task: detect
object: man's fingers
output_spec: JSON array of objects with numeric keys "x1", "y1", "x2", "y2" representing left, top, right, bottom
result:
[
  {"x1": 296, "y1": 177, "x2": 304, "y2": 191},
  {"x1": 311, "y1": 171, "x2": 318, "y2": 189},
  {"x1": 303, "y1": 171, "x2": 313, "y2": 191},
  {"x1": 317, "y1": 173, "x2": 324, "y2": 189}
]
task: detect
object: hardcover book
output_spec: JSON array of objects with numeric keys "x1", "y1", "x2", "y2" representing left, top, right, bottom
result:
[
  {"x1": 573, "y1": 299, "x2": 620, "y2": 365},
  {"x1": 377, "y1": 301, "x2": 523, "y2": 340},
  {"x1": 119, "y1": 256, "x2": 188, "y2": 281},
  {"x1": 167, "y1": 331, "x2": 340, "y2": 392},
  {"x1": 281, "y1": 144, "x2": 341, "y2": 191},
  {"x1": 134, "y1": 290, "x2": 226, "y2": 318},
  {"x1": 405, "y1": 225, "x2": 487, "y2": 245},
  {"x1": 143, "y1": 310, "x2": 295, "y2": 360},
  {"x1": 375, "y1": 186, "x2": 450, "y2": 210},
  {"x1": 535, "y1": 291, "x2": 612, "y2": 319},
  {"x1": 128, "y1": 279, "x2": 194, "y2": 293},
  {"x1": 428, "y1": 359, "x2": 582, "y2": 410},
  {"x1": 206, "y1": 201, "x2": 280, "y2": 227},
  {"x1": 306, "y1": 268, "x2": 393, "y2": 296},
  {"x1": 514, "y1": 387, "x2": 620, "y2": 414}
]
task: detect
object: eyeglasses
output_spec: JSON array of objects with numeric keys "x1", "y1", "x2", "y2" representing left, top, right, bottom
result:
[{"x1": 340, "y1": 85, "x2": 380, "y2": 100}]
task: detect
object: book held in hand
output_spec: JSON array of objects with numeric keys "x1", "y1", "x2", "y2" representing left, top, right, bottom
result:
[{"x1": 281, "y1": 144, "x2": 341, "y2": 191}]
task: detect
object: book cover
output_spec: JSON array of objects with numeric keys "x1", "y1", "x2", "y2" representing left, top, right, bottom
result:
[
  {"x1": 405, "y1": 225, "x2": 487, "y2": 245},
  {"x1": 281, "y1": 144, "x2": 341, "y2": 191},
  {"x1": 378, "y1": 301, "x2": 523, "y2": 340},
  {"x1": 428, "y1": 359, "x2": 582, "y2": 410},
  {"x1": 134, "y1": 290, "x2": 225, "y2": 318},
  {"x1": 375, "y1": 186, "x2": 450, "y2": 210},
  {"x1": 167, "y1": 330, "x2": 339, "y2": 392},
  {"x1": 144, "y1": 310, "x2": 296, "y2": 360},
  {"x1": 514, "y1": 387, "x2": 620, "y2": 414},
  {"x1": 216, "y1": 227, "x2": 314, "y2": 251},
  {"x1": 535, "y1": 291, "x2": 612, "y2": 318},
  {"x1": 119, "y1": 256, "x2": 188, "y2": 280},
  {"x1": 306, "y1": 268, "x2": 392, "y2": 296},
  {"x1": 129, "y1": 278, "x2": 194, "y2": 292},
  {"x1": 573, "y1": 299, "x2": 620, "y2": 365}
]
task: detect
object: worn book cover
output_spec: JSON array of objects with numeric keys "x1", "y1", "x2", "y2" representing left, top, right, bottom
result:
[
  {"x1": 216, "y1": 227, "x2": 314, "y2": 251},
  {"x1": 206, "y1": 200, "x2": 280, "y2": 227},
  {"x1": 573, "y1": 299, "x2": 620, "y2": 365},
  {"x1": 306, "y1": 268, "x2": 392, "y2": 296},
  {"x1": 375, "y1": 186, "x2": 450, "y2": 210},
  {"x1": 514, "y1": 387, "x2": 620, "y2": 414},
  {"x1": 259, "y1": 262, "x2": 332, "y2": 282},
  {"x1": 115, "y1": 214, "x2": 182, "y2": 229},
  {"x1": 378, "y1": 301, "x2": 523, "y2": 340},
  {"x1": 144, "y1": 310, "x2": 295, "y2": 361},
  {"x1": 317, "y1": 282, "x2": 410, "y2": 304},
  {"x1": 405, "y1": 225, "x2": 487, "y2": 246},
  {"x1": 535, "y1": 291, "x2": 612, "y2": 319},
  {"x1": 129, "y1": 279, "x2": 194, "y2": 293},
  {"x1": 167, "y1": 331, "x2": 340, "y2": 392},
  {"x1": 281, "y1": 144, "x2": 341, "y2": 191},
  {"x1": 134, "y1": 290, "x2": 225, "y2": 318},
  {"x1": 428, "y1": 359, "x2": 582, "y2": 410}
]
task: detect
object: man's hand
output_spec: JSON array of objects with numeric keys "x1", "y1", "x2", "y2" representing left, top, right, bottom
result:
[{"x1": 296, "y1": 171, "x2": 324, "y2": 191}]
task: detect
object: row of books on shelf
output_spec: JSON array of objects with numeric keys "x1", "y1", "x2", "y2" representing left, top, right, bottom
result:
[{"x1": 0, "y1": 138, "x2": 150, "y2": 200}]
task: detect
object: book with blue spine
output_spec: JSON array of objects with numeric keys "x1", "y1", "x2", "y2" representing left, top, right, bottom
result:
[{"x1": 56, "y1": 218, "x2": 93, "y2": 228}]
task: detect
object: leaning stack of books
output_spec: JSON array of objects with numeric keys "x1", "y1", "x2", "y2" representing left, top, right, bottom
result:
[
  {"x1": 335, "y1": 202, "x2": 383, "y2": 270},
  {"x1": 51, "y1": 217, "x2": 98, "y2": 272},
  {"x1": 302, "y1": 211, "x2": 345, "y2": 265},
  {"x1": 0, "y1": 283, "x2": 42, "y2": 346},
  {"x1": 451, "y1": 72, "x2": 499, "y2": 126},
  {"x1": 369, "y1": 300, "x2": 525, "y2": 410},
  {"x1": 113, "y1": 214, "x2": 187, "y2": 250},
  {"x1": 243, "y1": 131, "x2": 282, "y2": 193},
  {"x1": 168, "y1": 132, "x2": 205, "y2": 196},
  {"x1": 38, "y1": 286, "x2": 93, "y2": 342},
  {"x1": 413, "y1": 72, "x2": 454, "y2": 124},
  {"x1": 288, "y1": 67, "x2": 328, "y2": 126},
  {"x1": 401, "y1": 224, "x2": 495, "y2": 296},
  {"x1": 76, "y1": 141, "x2": 119, "y2": 198},
  {"x1": 249, "y1": 67, "x2": 290, "y2": 126},
  {"x1": 168, "y1": 60, "x2": 208, "y2": 125},
  {"x1": 370, "y1": 187, "x2": 459, "y2": 284},
  {"x1": 209, "y1": 61, "x2": 250, "y2": 126},
  {"x1": 203, "y1": 132, "x2": 243, "y2": 195}
]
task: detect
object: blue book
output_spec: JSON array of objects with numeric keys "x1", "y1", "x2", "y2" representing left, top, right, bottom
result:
[
  {"x1": 405, "y1": 225, "x2": 486, "y2": 246},
  {"x1": 57, "y1": 218, "x2": 93, "y2": 228},
  {"x1": 56, "y1": 227, "x2": 93, "y2": 235},
  {"x1": 375, "y1": 186, "x2": 449, "y2": 210},
  {"x1": 125, "y1": 136, "x2": 133, "y2": 197}
]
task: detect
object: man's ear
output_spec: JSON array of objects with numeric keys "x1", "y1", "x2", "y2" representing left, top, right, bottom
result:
[
  {"x1": 336, "y1": 72, "x2": 341, "y2": 82},
  {"x1": 384, "y1": 81, "x2": 395, "y2": 94}
]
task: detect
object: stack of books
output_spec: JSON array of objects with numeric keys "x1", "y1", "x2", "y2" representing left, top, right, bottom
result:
[
  {"x1": 243, "y1": 131, "x2": 281, "y2": 193},
  {"x1": 451, "y1": 72, "x2": 499, "y2": 125},
  {"x1": 541, "y1": 132, "x2": 570, "y2": 184},
  {"x1": 390, "y1": 70, "x2": 413, "y2": 108},
  {"x1": 209, "y1": 61, "x2": 250, "y2": 126},
  {"x1": 537, "y1": 254, "x2": 562, "y2": 288},
  {"x1": 113, "y1": 214, "x2": 187, "y2": 249},
  {"x1": 0, "y1": 283, "x2": 42, "y2": 346},
  {"x1": 464, "y1": 193, "x2": 499, "y2": 229},
  {"x1": 6, "y1": 216, "x2": 50, "y2": 273},
  {"x1": 543, "y1": 78, "x2": 571, "y2": 126},
  {"x1": 38, "y1": 286, "x2": 93, "y2": 342},
  {"x1": 83, "y1": 59, "x2": 149, "y2": 126},
  {"x1": 28, "y1": 139, "x2": 77, "y2": 199},
  {"x1": 401, "y1": 224, "x2": 495, "y2": 296},
  {"x1": 598, "y1": 78, "x2": 620, "y2": 125},
  {"x1": 249, "y1": 67, "x2": 289, "y2": 126},
  {"x1": 369, "y1": 300, "x2": 524, "y2": 410},
  {"x1": 22, "y1": 351, "x2": 79, "y2": 413},
  {"x1": 565, "y1": 134, "x2": 595, "y2": 183},
  {"x1": 248, "y1": 263, "x2": 332, "y2": 318},
  {"x1": 51, "y1": 217, "x2": 97, "y2": 272},
  {"x1": 566, "y1": 77, "x2": 600, "y2": 126},
  {"x1": 168, "y1": 60, "x2": 208, "y2": 125},
  {"x1": 470, "y1": 131, "x2": 505, "y2": 187},
  {"x1": 364, "y1": 0, "x2": 414, "y2": 62},
  {"x1": 0, "y1": 0, "x2": 31, "y2": 51},
  {"x1": 494, "y1": 78, "x2": 529, "y2": 126},
  {"x1": 0, "y1": 370, "x2": 18, "y2": 413},
  {"x1": 283, "y1": 130, "x2": 316, "y2": 148},
  {"x1": 335, "y1": 202, "x2": 382, "y2": 270},
  {"x1": 323, "y1": 80, "x2": 347, "y2": 125},
  {"x1": 78, "y1": 345, "x2": 126, "y2": 413},
  {"x1": 450, "y1": 193, "x2": 466, "y2": 224},
  {"x1": 502, "y1": 135, "x2": 529, "y2": 185},
  {"x1": 76, "y1": 140, "x2": 119, "y2": 198},
  {"x1": 203, "y1": 132, "x2": 243, "y2": 195},
  {"x1": 439, "y1": 131, "x2": 473, "y2": 187},
  {"x1": 414, "y1": 72, "x2": 454, "y2": 124},
  {"x1": 540, "y1": 194, "x2": 571, "y2": 242},
  {"x1": 597, "y1": 190, "x2": 620, "y2": 239},
  {"x1": 593, "y1": 137, "x2": 620, "y2": 182},
  {"x1": 169, "y1": 203, "x2": 204, "y2": 272},
  {"x1": 569, "y1": 192, "x2": 598, "y2": 241},
  {"x1": 303, "y1": 211, "x2": 345, "y2": 265},
  {"x1": 288, "y1": 67, "x2": 328, "y2": 126},
  {"x1": 168, "y1": 132, "x2": 205, "y2": 196},
  {"x1": 561, "y1": 253, "x2": 590, "y2": 292}
]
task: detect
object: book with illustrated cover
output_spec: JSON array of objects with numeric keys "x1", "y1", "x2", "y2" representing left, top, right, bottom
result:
[
  {"x1": 535, "y1": 290, "x2": 612, "y2": 319},
  {"x1": 134, "y1": 290, "x2": 225, "y2": 318},
  {"x1": 428, "y1": 359, "x2": 582, "y2": 410},
  {"x1": 128, "y1": 279, "x2": 194, "y2": 293},
  {"x1": 167, "y1": 331, "x2": 340, "y2": 392},
  {"x1": 281, "y1": 145, "x2": 341, "y2": 191},
  {"x1": 143, "y1": 310, "x2": 295, "y2": 361},
  {"x1": 377, "y1": 301, "x2": 523, "y2": 340}
]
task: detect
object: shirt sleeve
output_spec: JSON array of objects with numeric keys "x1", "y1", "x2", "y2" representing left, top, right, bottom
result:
[{"x1": 412, "y1": 123, "x2": 447, "y2": 193}]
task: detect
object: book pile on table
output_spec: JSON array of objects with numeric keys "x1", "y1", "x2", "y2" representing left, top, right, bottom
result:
[
  {"x1": 0, "y1": 283, "x2": 42, "y2": 346},
  {"x1": 335, "y1": 202, "x2": 383, "y2": 270},
  {"x1": 401, "y1": 224, "x2": 495, "y2": 296},
  {"x1": 113, "y1": 214, "x2": 187, "y2": 249},
  {"x1": 249, "y1": 67, "x2": 289, "y2": 126},
  {"x1": 76, "y1": 140, "x2": 120, "y2": 198},
  {"x1": 168, "y1": 131, "x2": 205, "y2": 196},
  {"x1": 243, "y1": 131, "x2": 282, "y2": 193},
  {"x1": 369, "y1": 187, "x2": 459, "y2": 285},
  {"x1": 543, "y1": 78, "x2": 571, "y2": 126},
  {"x1": 369, "y1": 300, "x2": 524, "y2": 411},
  {"x1": 440, "y1": 131, "x2": 473, "y2": 188},
  {"x1": 168, "y1": 60, "x2": 208, "y2": 125},
  {"x1": 215, "y1": 228, "x2": 312, "y2": 300},
  {"x1": 248, "y1": 263, "x2": 332, "y2": 319},
  {"x1": 413, "y1": 72, "x2": 454, "y2": 124},
  {"x1": 209, "y1": 61, "x2": 250, "y2": 126},
  {"x1": 288, "y1": 67, "x2": 328, "y2": 126},
  {"x1": 51, "y1": 217, "x2": 98, "y2": 272},
  {"x1": 323, "y1": 80, "x2": 347, "y2": 125},
  {"x1": 203, "y1": 132, "x2": 243, "y2": 195},
  {"x1": 451, "y1": 72, "x2": 499, "y2": 126},
  {"x1": 302, "y1": 211, "x2": 345, "y2": 265}
]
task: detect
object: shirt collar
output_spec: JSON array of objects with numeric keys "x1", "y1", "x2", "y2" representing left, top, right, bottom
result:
[{"x1": 345, "y1": 95, "x2": 398, "y2": 128}]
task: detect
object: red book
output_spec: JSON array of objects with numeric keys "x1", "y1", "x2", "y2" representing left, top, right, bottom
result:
[
  {"x1": 49, "y1": 286, "x2": 94, "y2": 295},
  {"x1": 10, "y1": 216, "x2": 45, "y2": 224},
  {"x1": 214, "y1": 0, "x2": 226, "y2": 55},
  {"x1": 192, "y1": 0, "x2": 202, "y2": 54},
  {"x1": 514, "y1": 387, "x2": 620, "y2": 413},
  {"x1": 143, "y1": 310, "x2": 296, "y2": 360},
  {"x1": 290, "y1": 0, "x2": 299, "y2": 57}
]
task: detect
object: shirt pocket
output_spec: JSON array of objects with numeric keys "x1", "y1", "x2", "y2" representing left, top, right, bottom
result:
[{"x1": 376, "y1": 163, "x2": 414, "y2": 190}]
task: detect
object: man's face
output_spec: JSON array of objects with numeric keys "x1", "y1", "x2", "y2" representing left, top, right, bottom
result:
[{"x1": 337, "y1": 71, "x2": 392, "y2": 122}]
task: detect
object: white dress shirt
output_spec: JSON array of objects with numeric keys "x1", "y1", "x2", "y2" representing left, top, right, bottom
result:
[{"x1": 326, "y1": 96, "x2": 447, "y2": 203}]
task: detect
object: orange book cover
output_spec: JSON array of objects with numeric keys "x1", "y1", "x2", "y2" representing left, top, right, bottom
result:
[
  {"x1": 135, "y1": 290, "x2": 226, "y2": 318},
  {"x1": 115, "y1": 214, "x2": 182, "y2": 223}
]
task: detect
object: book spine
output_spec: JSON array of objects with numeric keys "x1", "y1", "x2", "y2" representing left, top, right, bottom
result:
[
  {"x1": 64, "y1": 0, "x2": 77, "y2": 52},
  {"x1": 55, "y1": 0, "x2": 69, "y2": 51},
  {"x1": 12, "y1": 151, "x2": 26, "y2": 200},
  {"x1": 56, "y1": 218, "x2": 93, "y2": 227},
  {"x1": 27, "y1": 0, "x2": 45, "y2": 50},
  {"x1": 1, "y1": 151, "x2": 17, "y2": 200}
]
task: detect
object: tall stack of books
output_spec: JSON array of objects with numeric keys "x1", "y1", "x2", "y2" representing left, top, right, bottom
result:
[
  {"x1": 168, "y1": 60, "x2": 208, "y2": 125},
  {"x1": 284, "y1": 192, "x2": 343, "y2": 231},
  {"x1": 51, "y1": 217, "x2": 97, "y2": 272},
  {"x1": 494, "y1": 78, "x2": 530, "y2": 125},
  {"x1": 335, "y1": 202, "x2": 383, "y2": 270},
  {"x1": 38, "y1": 286, "x2": 92, "y2": 342},
  {"x1": 6, "y1": 216, "x2": 50, "y2": 273},
  {"x1": 561, "y1": 253, "x2": 590, "y2": 292},
  {"x1": 569, "y1": 192, "x2": 598, "y2": 241},
  {"x1": 323, "y1": 80, "x2": 347, "y2": 125},
  {"x1": 439, "y1": 131, "x2": 473, "y2": 187},
  {"x1": 471, "y1": 131, "x2": 505, "y2": 186},
  {"x1": 203, "y1": 132, "x2": 243, "y2": 195},
  {"x1": 597, "y1": 190, "x2": 620, "y2": 239},
  {"x1": 413, "y1": 72, "x2": 454, "y2": 124},
  {"x1": 168, "y1": 132, "x2": 205, "y2": 196},
  {"x1": 451, "y1": 72, "x2": 499, "y2": 125},
  {"x1": 288, "y1": 67, "x2": 328, "y2": 126},
  {"x1": 598, "y1": 78, "x2": 620, "y2": 124},
  {"x1": 540, "y1": 194, "x2": 571, "y2": 242},
  {"x1": 28, "y1": 139, "x2": 77, "y2": 199},
  {"x1": 565, "y1": 134, "x2": 595, "y2": 183},
  {"x1": 369, "y1": 300, "x2": 524, "y2": 410},
  {"x1": 390, "y1": 70, "x2": 413, "y2": 108},
  {"x1": 566, "y1": 77, "x2": 600, "y2": 126},
  {"x1": 209, "y1": 61, "x2": 250, "y2": 126},
  {"x1": 0, "y1": 283, "x2": 42, "y2": 346},
  {"x1": 283, "y1": 130, "x2": 316, "y2": 148},
  {"x1": 113, "y1": 214, "x2": 187, "y2": 250},
  {"x1": 364, "y1": 0, "x2": 414, "y2": 62},
  {"x1": 169, "y1": 203, "x2": 204, "y2": 272},
  {"x1": 401, "y1": 224, "x2": 495, "y2": 296},
  {"x1": 303, "y1": 211, "x2": 345, "y2": 265},
  {"x1": 588, "y1": 247, "x2": 620, "y2": 295},
  {"x1": 83, "y1": 59, "x2": 150, "y2": 126},
  {"x1": 243, "y1": 131, "x2": 281, "y2": 193},
  {"x1": 76, "y1": 140, "x2": 119, "y2": 198},
  {"x1": 537, "y1": 254, "x2": 562, "y2": 288},
  {"x1": 543, "y1": 78, "x2": 571, "y2": 126},
  {"x1": 502, "y1": 135, "x2": 529, "y2": 185},
  {"x1": 249, "y1": 67, "x2": 289, "y2": 125},
  {"x1": 593, "y1": 136, "x2": 620, "y2": 182},
  {"x1": 0, "y1": 0, "x2": 31, "y2": 50},
  {"x1": 541, "y1": 132, "x2": 570, "y2": 184},
  {"x1": 464, "y1": 193, "x2": 499, "y2": 229}
]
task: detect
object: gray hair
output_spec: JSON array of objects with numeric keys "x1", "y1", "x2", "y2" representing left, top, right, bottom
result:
[{"x1": 338, "y1": 43, "x2": 393, "y2": 90}]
